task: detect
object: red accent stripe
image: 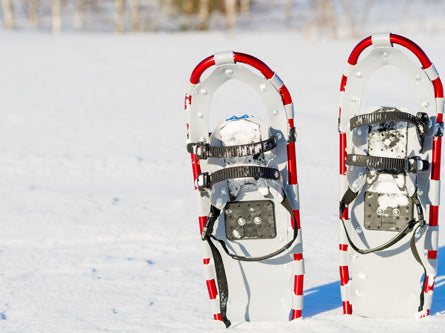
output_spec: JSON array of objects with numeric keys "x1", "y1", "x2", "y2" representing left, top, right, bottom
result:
[
  {"x1": 206, "y1": 279, "x2": 218, "y2": 300},
  {"x1": 279, "y1": 85, "x2": 293, "y2": 105},
  {"x1": 428, "y1": 250, "x2": 437, "y2": 259},
  {"x1": 438, "y1": 113, "x2": 443, "y2": 123},
  {"x1": 233, "y1": 52, "x2": 274, "y2": 79},
  {"x1": 424, "y1": 276, "x2": 435, "y2": 293},
  {"x1": 288, "y1": 118, "x2": 295, "y2": 128},
  {"x1": 340, "y1": 75, "x2": 348, "y2": 92},
  {"x1": 339, "y1": 266, "x2": 350, "y2": 286},
  {"x1": 429, "y1": 205, "x2": 439, "y2": 226},
  {"x1": 292, "y1": 210, "x2": 301, "y2": 230},
  {"x1": 294, "y1": 275, "x2": 304, "y2": 296},
  {"x1": 390, "y1": 34, "x2": 432, "y2": 69},
  {"x1": 190, "y1": 56, "x2": 215, "y2": 84},
  {"x1": 343, "y1": 301, "x2": 352, "y2": 314},
  {"x1": 287, "y1": 142, "x2": 298, "y2": 185},
  {"x1": 191, "y1": 154, "x2": 202, "y2": 186},
  {"x1": 343, "y1": 206, "x2": 349, "y2": 220},
  {"x1": 184, "y1": 94, "x2": 191, "y2": 110},
  {"x1": 431, "y1": 137, "x2": 442, "y2": 181},
  {"x1": 427, "y1": 309, "x2": 431, "y2": 316},
  {"x1": 432, "y1": 78, "x2": 444, "y2": 98},
  {"x1": 199, "y1": 216, "x2": 207, "y2": 234},
  {"x1": 203, "y1": 258, "x2": 210, "y2": 265},
  {"x1": 214, "y1": 313, "x2": 222, "y2": 321},
  {"x1": 339, "y1": 244, "x2": 348, "y2": 251},
  {"x1": 291, "y1": 309, "x2": 302, "y2": 320},
  {"x1": 294, "y1": 253, "x2": 303, "y2": 261},
  {"x1": 348, "y1": 36, "x2": 372, "y2": 65},
  {"x1": 340, "y1": 133, "x2": 347, "y2": 175}
]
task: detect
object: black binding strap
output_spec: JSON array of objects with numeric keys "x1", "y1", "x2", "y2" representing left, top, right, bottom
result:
[
  {"x1": 350, "y1": 109, "x2": 429, "y2": 134},
  {"x1": 202, "y1": 196, "x2": 298, "y2": 327},
  {"x1": 410, "y1": 224, "x2": 427, "y2": 312},
  {"x1": 187, "y1": 137, "x2": 277, "y2": 160},
  {"x1": 350, "y1": 109, "x2": 429, "y2": 150},
  {"x1": 339, "y1": 190, "x2": 425, "y2": 255},
  {"x1": 197, "y1": 166, "x2": 280, "y2": 191},
  {"x1": 202, "y1": 196, "x2": 298, "y2": 261},
  {"x1": 339, "y1": 189, "x2": 427, "y2": 311},
  {"x1": 346, "y1": 154, "x2": 429, "y2": 174}
]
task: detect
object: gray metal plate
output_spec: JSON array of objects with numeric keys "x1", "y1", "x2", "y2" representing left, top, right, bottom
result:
[
  {"x1": 364, "y1": 191, "x2": 413, "y2": 231},
  {"x1": 224, "y1": 200, "x2": 276, "y2": 240}
]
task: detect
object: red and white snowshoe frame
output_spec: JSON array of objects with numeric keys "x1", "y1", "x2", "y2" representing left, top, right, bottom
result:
[
  {"x1": 338, "y1": 33, "x2": 443, "y2": 316},
  {"x1": 185, "y1": 51, "x2": 304, "y2": 322}
]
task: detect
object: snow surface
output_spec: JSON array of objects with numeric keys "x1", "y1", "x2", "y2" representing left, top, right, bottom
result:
[{"x1": 0, "y1": 31, "x2": 445, "y2": 332}]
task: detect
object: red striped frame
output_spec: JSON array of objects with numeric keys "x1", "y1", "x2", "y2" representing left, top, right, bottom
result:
[
  {"x1": 186, "y1": 52, "x2": 301, "y2": 322},
  {"x1": 339, "y1": 33, "x2": 443, "y2": 316}
]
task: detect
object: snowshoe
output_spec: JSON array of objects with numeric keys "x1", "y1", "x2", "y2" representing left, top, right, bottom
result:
[
  {"x1": 185, "y1": 52, "x2": 304, "y2": 326},
  {"x1": 338, "y1": 33, "x2": 443, "y2": 318}
]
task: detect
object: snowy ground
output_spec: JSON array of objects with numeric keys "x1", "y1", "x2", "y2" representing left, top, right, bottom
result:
[{"x1": 0, "y1": 31, "x2": 445, "y2": 332}]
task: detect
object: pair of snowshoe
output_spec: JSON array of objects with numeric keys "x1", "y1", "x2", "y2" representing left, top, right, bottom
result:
[{"x1": 184, "y1": 33, "x2": 443, "y2": 326}]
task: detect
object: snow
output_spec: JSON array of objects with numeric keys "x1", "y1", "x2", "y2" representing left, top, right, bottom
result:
[{"x1": 0, "y1": 30, "x2": 445, "y2": 332}]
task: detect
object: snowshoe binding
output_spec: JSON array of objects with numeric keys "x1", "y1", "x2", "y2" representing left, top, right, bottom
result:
[
  {"x1": 338, "y1": 33, "x2": 443, "y2": 318},
  {"x1": 185, "y1": 52, "x2": 304, "y2": 326}
]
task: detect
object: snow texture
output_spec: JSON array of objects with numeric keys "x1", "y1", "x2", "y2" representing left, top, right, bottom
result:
[{"x1": 0, "y1": 31, "x2": 444, "y2": 332}]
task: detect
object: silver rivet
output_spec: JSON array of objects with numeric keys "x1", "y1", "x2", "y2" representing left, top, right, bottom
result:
[
  {"x1": 284, "y1": 264, "x2": 288, "y2": 269},
  {"x1": 418, "y1": 189, "x2": 424, "y2": 195},
  {"x1": 238, "y1": 217, "x2": 246, "y2": 226},
  {"x1": 356, "y1": 72, "x2": 363, "y2": 78},
  {"x1": 281, "y1": 297, "x2": 286, "y2": 303},
  {"x1": 273, "y1": 110, "x2": 279, "y2": 116},
  {"x1": 274, "y1": 171, "x2": 280, "y2": 179},
  {"x1": 356, "y1": 227, "x2": 363, "y2": 233},
  {"x1": 356, "y1": 128, "x2": 362, "y2": 135},
  {"x1": 200, "y1": 89, "x2": 207, "y2": 95},
  {"x1": 221, "y1": 188, "x2": 227, "y2": 195},
  {"x1": 377, "y1": 208, "x2": 384, "y2": 215},
  {"x1": 423, "y1": 102, "x2": 430, "y2": 108},
  {"x1": 415, "y1": 230, "x2": 421, "y2": 238},
  {"x1": 199, "y1": 137, "x2": 206, "y2": 142},
  {"x1": 355, "y1": 289, "x2": 362, "y2": 296},
  {"x1": 358, "y1": 273, "x2": 367, "y2": 280},
  {"x1": 276, "y1": 133, "x2": 282, "y2": 140},
  {"x1": 197, "y1": 112, "x2": 203, "y2": 118},
  {"x1": 279, "y1": 236, "x2": 285, "y2": 242},
  {"x1": 260, "y1": 84, "x2": 267, "y2": 92},
  {"x1": 225, "y1": 69, "x2": 233, "y2": 75},
  {"x1": 392, "y1": 208, "x2": 400, "y2": 216},
  {"x1": 358, "y1": 172, "x2": 363, "y2": 177},
  {"x1": 351, "y1": 96, "x2": 358, "y2": 102},
  {"x1": 353, "y1": 254, "x2": 359, "y2": 260},
  {"x1": 382, "y1": 52, "x2": 389, "y2": 57},
  {"x1": 254, "y1": 217, "x2": 262, "y2": 225},
  {"x1": 415, "y1": 75, "x2": 421, "y2": 81}
]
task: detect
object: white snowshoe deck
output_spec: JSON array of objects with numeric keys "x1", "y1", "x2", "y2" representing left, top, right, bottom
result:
[
  {"x1": 338, "y1": 33, "x2": 443, "y2": 318},
  {"x1": 185, "y1": 52, "x2": 304, "y2": 326}
]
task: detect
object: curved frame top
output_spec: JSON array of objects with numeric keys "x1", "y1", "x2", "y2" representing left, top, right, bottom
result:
[
  {"x1": 341, "y1": 33, "x2": 444, "y2": 100},
  {"x1": 188, "y1": 52, "x2": 293, "y2": 120}
]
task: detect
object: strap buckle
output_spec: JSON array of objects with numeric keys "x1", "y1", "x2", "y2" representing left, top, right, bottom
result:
[
  {"x1": 288, "y1": 128, "x2": 297, "y2": 143},
  {"x1": 186, "y1": 142, "x2": 210, "y2": 159},
  {"x1": 434, "y1": 121, "x2": 444, "y2": 137},
  {"x1": 405, "y1": 156, "x2": 429, "y2": 173},
  {"x1": 197, "y1": 172, "x2": 210, "y2": 191},
  {"x1": 416, "y1": 112, "x2": 430, "y2": 135}
]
